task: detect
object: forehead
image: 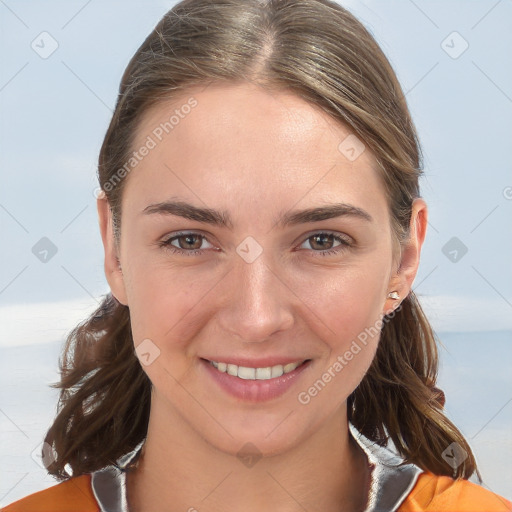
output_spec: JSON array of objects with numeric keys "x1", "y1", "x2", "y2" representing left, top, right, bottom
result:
[
  {"x1": 135, "y1": 81, "x2": 370, "y2": 161},
  {"x1": 124, "y1": 82, "x2": 388, "y2": 222}
]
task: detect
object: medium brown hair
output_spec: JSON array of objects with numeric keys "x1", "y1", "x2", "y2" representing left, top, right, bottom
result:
[{"x1": 43, "y1": 0, "x2": 481, "y2": 482}]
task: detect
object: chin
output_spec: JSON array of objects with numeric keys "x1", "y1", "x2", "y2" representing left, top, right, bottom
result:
[{"x1": 202, "y1": 421, "x2": 307, "y2": 460}]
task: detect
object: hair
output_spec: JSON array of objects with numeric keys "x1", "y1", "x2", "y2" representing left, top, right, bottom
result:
[{"x1": 43, "y1": 0, "x2": 481, "y2": 482}]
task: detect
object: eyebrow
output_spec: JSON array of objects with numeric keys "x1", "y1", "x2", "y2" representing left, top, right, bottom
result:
[{"x1": 142, "y1": 200, "x2": 373, "y2": 228}]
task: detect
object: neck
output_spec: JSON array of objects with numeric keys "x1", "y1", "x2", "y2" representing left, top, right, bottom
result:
[{"x1": 126, "y1": 397, "x2": 370, "y2": 512}]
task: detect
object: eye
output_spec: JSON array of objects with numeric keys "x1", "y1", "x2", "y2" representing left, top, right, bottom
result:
[
  {"x1": 158, "y1": 231, "x2": 215, "y2": 256},
  {"x1": 157, "y1": 230, "x2": 353, "y2": 258},
  {"x1": 299, "y1": 232, "x2": 353, "y2": 256}
]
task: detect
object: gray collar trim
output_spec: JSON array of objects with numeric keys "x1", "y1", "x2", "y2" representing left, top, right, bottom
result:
[
  {"x1": 348, "y1": 422, "x2": 424, "y2": 511},
  {"x1": 91, "y1": 423, "x2": 423, "y2": 512},
  {"x1": 91, "y1": 439, "x2": 145, "y2": 512}
]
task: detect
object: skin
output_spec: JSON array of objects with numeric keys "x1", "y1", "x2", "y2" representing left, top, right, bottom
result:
[{"x1": 97, "y1": 81, "x2": 427, "y2": 512}]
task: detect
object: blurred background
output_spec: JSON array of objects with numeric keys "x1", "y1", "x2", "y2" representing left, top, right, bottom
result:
[{"x1": 1, "y1": 0, "x2": 511, "y2": 505}]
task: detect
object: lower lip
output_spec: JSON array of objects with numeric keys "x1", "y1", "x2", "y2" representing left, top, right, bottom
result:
[{"x1": 200, "y1": 359, "x2": 312, "y2": 402}]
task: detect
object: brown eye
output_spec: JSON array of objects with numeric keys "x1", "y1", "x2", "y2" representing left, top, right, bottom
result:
[
  {"x1": 299, "y1": 232, "x2": 352, "y2": 256},
  {"x1": 308, "y1": 233, "x2": 336, "y2": 251},
  {"x1": 174, "y1": 234, "x2": 203, "y2": 250},
  {"x1": 159, "y1": 231, "x2": 214, "y2": 256}
]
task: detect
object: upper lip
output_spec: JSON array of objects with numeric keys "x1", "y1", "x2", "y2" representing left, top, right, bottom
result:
[{"x1": 201, "y1": 356, "x2": 310, "y2": 368}]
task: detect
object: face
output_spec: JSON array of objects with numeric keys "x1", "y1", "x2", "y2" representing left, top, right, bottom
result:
[{"x1": 99, "y1": 81, "x2": 425, "y2": 457}]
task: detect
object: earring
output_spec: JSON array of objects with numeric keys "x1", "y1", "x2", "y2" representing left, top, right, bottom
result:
[{"x1": 388, "y1": 291, "x2": 400, "y2": 300}]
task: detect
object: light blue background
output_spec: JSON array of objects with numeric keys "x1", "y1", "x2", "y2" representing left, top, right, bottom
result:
[{"x1": 1, "y1": 0, "x2": 511, "y2": 505}]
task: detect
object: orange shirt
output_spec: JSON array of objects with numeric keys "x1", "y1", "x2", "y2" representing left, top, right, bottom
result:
[
  {"x1": 400, "y1": 472, "x2": 512, "y2": 511},
  {"x1": 2, "y1": 471, "x2": 511, "y2": 511}
]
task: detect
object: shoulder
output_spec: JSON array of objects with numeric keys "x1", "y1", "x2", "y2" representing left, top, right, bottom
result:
[
  {"x1": 0, "y1": 474, "x2": 99, "y2": 512},
  {"x1": 399, "y1": 471, "x2": 512, "y2": 511}
]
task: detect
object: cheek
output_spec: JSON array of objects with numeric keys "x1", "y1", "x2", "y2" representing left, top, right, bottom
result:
[
  {"x1": 124, "y1": 269, "x2": 221, "y2": 389},
  {"x1": 123, "y1": 256, "x2": 224, "y2": 351},
  {"x1": 292, "y1": 262, "x2": 387, "y2": 388},
  {"x1": 290, "y1": 258, "x2": 388, "y2": 341},
  {"x1": 294, "y1": 273, "x2": 384, "y2": 413}
]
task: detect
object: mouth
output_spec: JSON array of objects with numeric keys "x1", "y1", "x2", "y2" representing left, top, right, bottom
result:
[
  {"x1": 203, "y1": 358, "x2": 311, "y2": 380},
  {"x1": 199, "y1": 357, "x2": 312, "y2": 402}
]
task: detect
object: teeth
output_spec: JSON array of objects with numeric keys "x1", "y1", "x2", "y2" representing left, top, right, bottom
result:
[
  {"x1": 238, "y1": 367, "x2": 256, "y2": 380},
  {"x1": 271, "y1": 364, "x2": 284, "y2": 378},
  {"x1": 256, "y1": 367, "x2": 271, "y2": 380},
  {"x1": 227, "y1": 364, "x2": 238, "y2": 377},
  {"x1": 209, "y1": 359, "x2": 304, "y2": 380},
  {"x1": 283, "y1": 362, "x2": 299, "y2": 373}
]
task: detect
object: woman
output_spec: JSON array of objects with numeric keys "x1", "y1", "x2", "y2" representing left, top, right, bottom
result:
[{"x1": 3, "y1": 0, "x2": 511, "y2": 511}]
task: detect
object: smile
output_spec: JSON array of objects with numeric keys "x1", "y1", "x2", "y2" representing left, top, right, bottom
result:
[{"x1": 207, "y1": 359, "x2": 309, "y2": 380}]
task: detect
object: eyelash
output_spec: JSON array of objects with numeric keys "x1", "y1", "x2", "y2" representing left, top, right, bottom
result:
[{"x1": 157, "y1": 231, "x2": 353, "y2": 257}]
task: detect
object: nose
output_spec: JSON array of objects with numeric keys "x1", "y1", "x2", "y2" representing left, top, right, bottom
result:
[{"x1": 215, "y1": 253, "x2": 295, "y2": 343}]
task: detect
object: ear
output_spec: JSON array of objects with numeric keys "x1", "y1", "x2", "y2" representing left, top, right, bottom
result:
[
  {"x1": 97, "y1": 195, "x2": 128, "y2": 305},
  {"x1": 385, "y1": 198, "x2": 428, "y2": 313}
]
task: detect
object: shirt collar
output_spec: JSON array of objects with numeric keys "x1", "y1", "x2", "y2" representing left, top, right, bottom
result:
[
  {"x1": 91, "y1": 422, "x2": 423, "y2": 512},
  {"x1": 348, "y1": 422, "x2": 424, "y2": 511}
]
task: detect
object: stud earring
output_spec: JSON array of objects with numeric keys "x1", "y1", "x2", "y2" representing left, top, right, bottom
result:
[{"x1": 388, "y1": 291, "x2": 400, "y2": 300}]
